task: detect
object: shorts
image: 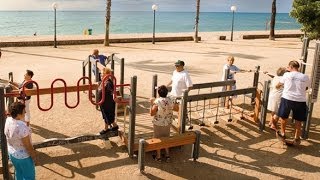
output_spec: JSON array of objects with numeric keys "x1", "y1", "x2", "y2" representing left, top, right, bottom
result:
[
  {"x1": 153, "y1": 124, "x2": 170, "y2": 138},
  {"x1": 278, "y1": 98, "x2": 307, "y2": 121}
]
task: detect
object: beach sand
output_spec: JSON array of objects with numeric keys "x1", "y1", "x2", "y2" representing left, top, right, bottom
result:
[{"x1": 1, "y1": 30, "x2": 320, "y2": 179}]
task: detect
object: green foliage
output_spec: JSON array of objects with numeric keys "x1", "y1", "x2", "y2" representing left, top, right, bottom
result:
[{"x1": 290, "y1": 0, "x2": 320, "y2": 39}]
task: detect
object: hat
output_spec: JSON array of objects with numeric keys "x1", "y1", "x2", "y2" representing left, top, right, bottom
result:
[{"x1": 174, "y1": 60, "x2": 185, "y2": 66}]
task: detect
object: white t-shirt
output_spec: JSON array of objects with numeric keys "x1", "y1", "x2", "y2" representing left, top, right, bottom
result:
[
  {"x1": 153, "y1": 97, "x2": 174, "y2": 126},
  {"x1": 280, "y1": 71, "x2": 310, "y2": 102},
  {"x1": 221, "y1": 64, "x2": 240, "y2": 81},
  {"x1": 4, "y1": 117, "x2": 31, "y2": 159},
  {"x1": 170, "y1": 70, "x2": 193, "y2": 97}
]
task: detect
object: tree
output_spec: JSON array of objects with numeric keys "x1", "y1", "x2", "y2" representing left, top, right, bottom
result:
[
  {"x1": 104, "y1": 0, "x2": 111, "y2": 46},
  {"x1": 194, "y1": 0, "x2": 200, "y2": 43},
  {"x1": 269, "y1": 0, "x2": 276, "y2": 40},
  {"x1": 290, "y1": 0, "x2": 320, "y2": 40}
]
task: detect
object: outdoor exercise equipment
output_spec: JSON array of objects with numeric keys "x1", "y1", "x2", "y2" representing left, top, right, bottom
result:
[{"x1": 0, "y1": 73, "x2": 131, "y2": 179}]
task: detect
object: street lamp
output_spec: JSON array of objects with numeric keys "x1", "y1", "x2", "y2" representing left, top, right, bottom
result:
[
  {"x1": 230, "y1": 5, "x2": 237, "y2": 42},
  {"x1": 152, "y1": 4, "x2": 158, "y2": 44},
  {"x1": 52, "y1": 2, "x2": 58, "y2": 48}
]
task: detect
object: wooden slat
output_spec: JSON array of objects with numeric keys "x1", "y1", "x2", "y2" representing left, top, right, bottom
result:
[
  {"x1": 254, "y1": 89, "x2": 262, "y2": 122},
  {"x1": 132, "y1": 132, "x2": 196, "y2": 152},
  {"x1": 12, "y1": 84, "x2": 99, "y2": 96}
]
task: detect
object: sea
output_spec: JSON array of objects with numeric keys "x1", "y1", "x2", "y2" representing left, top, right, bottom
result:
[{"x1": 0, "y1": 11, "x2": 301, "y2": 36}]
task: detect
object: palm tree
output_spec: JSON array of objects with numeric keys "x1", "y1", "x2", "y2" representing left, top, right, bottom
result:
[
  {"x1": 269, "y1": 0, "x2": 276, "y2": 40},
  {"x1": 194, "y1": 0, "x2": 200, "y2": 43},
  {"x1": 104, "y1": 0, "x2": 111, "y2": 46}
]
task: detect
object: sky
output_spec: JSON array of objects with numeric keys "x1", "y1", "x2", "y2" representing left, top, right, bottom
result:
[{"x1": 0, "y1": 0, "x2": 294, "y2": 13}]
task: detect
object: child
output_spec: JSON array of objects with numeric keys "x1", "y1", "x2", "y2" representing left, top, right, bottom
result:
[
  {"x1": 221, "y1": 56, "x2": 251, "y2": 108},
  {"x1": 264, "y1": 67, "x2": 287, "y2": 131}
]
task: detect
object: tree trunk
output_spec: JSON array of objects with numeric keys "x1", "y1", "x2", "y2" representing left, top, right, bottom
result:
[
  {"x1": 194, "y1": 0, "x2": 200, "y2": 43},
  {"x1": 269, "y1": 0, "x2": 276, "y2": 40},
  {"x1": 104, "y1": 0, "x2": 111, "y2": 46}
]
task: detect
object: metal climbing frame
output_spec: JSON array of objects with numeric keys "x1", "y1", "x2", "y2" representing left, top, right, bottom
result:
[
  {"x1": 0, "y1": 74, "x2": 132, "y2": 179},
  {"x1": 82, "y1": 54, "x2": 125, "y2": 109}
]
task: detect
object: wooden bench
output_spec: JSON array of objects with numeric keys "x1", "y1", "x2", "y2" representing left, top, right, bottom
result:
[{"x1": 137, "y1": 131, "x2": 201, "y2": 172}]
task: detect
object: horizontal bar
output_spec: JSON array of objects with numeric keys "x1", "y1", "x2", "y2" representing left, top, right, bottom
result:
[
  {"x1": 10, "y1": 84, "x2": 99, "y2": 96},
  {"x1": 187, "y1": 87, "x2": 256, "y2": 102},
  {"x1": 191, "y1": 80, "x2": 236, "y2": 90}
]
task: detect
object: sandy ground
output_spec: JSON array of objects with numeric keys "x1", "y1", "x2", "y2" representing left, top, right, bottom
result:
[{"x1": 0, "y1": 30, "x2": 320, "y2": 179}]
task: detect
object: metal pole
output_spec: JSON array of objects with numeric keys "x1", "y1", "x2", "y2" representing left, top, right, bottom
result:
[
  {"x1": 259, "y1": 80, "x2": 271, "y2": 131},
  {"x1": 192, "y1": 130, "x2": 201, "y2": 161},
  {"x1": 152, "y1": 10, "x2": 155, "y2": 44},
  {"x1": 231, "y1": 10, "x2": 234, "y2": 42},
  {"x1": 120, "y1": 58, "x2": 125, "y2": 96},
  {"x1": 88, "y1": 56, "x2": 92, "y2": 83},
  {"x1": 111, "y1": 54, "x2": 115, "y2": 76},
  {"x1": 300, "y1": 37, "x2": 310, "y2": 74},
  {"x1": 138, "y1": 139, "x2": 146, "y2": 172},
  {"x1": 54, "y1": 8, "x2": 57, "y2": 48},
  {"x1": 152, "y1": 74, "x2": 158, "y2": 98},
  {"x1": 0, "y1": 85, "x2": 10, "y2": 180},
  {"x1": 128, "y1": 76, "x2": 137, "y2": 157},
  {"x1": 82, "y1": 61, "x2": 86, "y2": 85},
  {"x1": 252, "y1": 66, "x2": 260, "y2": 104},
  {"x1": 302, "y1": 94, "x2": 313, "y2": 139},
  {"x1": 179, "y1": 90, "x2": 188, "y2": 134}
]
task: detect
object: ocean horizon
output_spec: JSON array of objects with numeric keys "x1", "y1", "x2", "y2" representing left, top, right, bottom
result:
[{"x1": 0, "y1": 11, "x2": 301, "y2": 36}]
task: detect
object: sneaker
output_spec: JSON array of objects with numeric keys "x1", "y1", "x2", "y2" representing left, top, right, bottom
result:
[
  {"x1": 165, "y1": 156, "x2": 170, "y2": 163},
  {"x1": 99, "y1": 129, "x2": 110, "y2": 135},
  {"x1": 152, "y1": 155, "x2": 161, "y2": 162},
  {"x1": 111, "y1": 125, "x2": 119, "y2": 131},
  {"x1": 292, "y1": 138, "x2": 301, "y2": 146},
  {"x1": 276, "y1": 131, "x2": 286, "y2": 142}
]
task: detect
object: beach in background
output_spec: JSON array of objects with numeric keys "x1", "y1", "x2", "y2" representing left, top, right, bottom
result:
[
  {"x1": 1, "y1": 27, "x2": 320, "y2": 179},
  {"x1": 0, "y1": 11, "x2": 300, "y2": 36}
]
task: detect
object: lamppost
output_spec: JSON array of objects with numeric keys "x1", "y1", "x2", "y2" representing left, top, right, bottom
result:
[
  {"x1": 152, "y1": 4, "x2": 158, "y2": 44},
  {"x1": 52, "y1": 2, "x2": 58, "y2": 48},
  {"x1": 230, "y1": 5, "x2": 237, "y2": 42}
]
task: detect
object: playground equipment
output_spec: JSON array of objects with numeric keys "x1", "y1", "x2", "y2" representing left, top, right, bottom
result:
[
  {"x1": 82, "y1": 53, "x2": 125, "y2": 109},
  {"x1": 0, "y1": 73, "x2": 131, "y2": 179},
  {"x1": 151, "y1": 66, "x2": 263, "y2": 132}
]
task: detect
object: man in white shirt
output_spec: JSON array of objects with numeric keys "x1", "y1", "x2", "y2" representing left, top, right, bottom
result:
[
  {"x1": 167, "y1": 60, "x2": 193, "y2": 98},
  {"x1": 276, "y1": 60, "x2": 310, "y2": 145}
]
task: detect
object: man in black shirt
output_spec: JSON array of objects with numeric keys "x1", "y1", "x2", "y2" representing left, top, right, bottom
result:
[{"x1": 9, "y1": 70, "x2": 34, "y2": 126}]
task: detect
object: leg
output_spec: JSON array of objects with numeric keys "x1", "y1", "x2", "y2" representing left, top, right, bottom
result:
[
  {"x1": 156, "y1": 150, "x2": 161, "y2": 159},
  {"x1": 280, "y1": 117, "x2": 287, "y2": 136},
  {"x1": 294, "y1": 120, "x2": 302, "y2": 139},
  {"x1": 165, "y1": 148, "x2": 170, "y2": 157}
]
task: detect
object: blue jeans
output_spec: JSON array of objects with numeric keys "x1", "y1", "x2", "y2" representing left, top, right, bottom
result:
[{"x1": 9, "y1": 154, "x2": 35, "y2": 180}]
